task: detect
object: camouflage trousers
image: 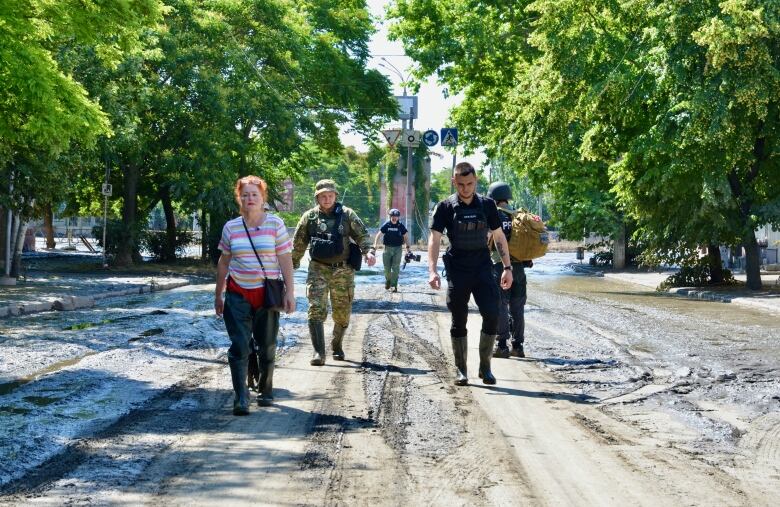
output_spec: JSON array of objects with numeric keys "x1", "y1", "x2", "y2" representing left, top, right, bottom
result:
[{"x1": 306, "y1": 260, "x2": 355, "y2": 327}]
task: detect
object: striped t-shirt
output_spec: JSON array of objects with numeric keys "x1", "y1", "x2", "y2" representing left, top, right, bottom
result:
[{"x1": 218, "y1": 215, "x2": 292, "y2": 289}]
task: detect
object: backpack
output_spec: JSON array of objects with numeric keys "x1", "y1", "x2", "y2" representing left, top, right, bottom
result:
[{"x1": 499, "y1": 207, "x2": 549, "y2": 261}]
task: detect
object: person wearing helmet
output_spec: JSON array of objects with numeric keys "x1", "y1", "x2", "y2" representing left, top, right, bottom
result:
[
  {"x1": 428, "y1": 162, "x2": 513, "y2": 386},
  {"x1": 291, "y1": 179, "x2": 376, "y2": 364},
  {"x1": 487, "y1": 181, "x2": 530, "y2": 358},
  {"x1": 372, "y1": 208, "x2": 411, "y2": 292}
]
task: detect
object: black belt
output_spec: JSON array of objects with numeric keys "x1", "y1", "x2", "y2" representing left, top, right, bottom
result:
[{"x1": 312, "y1": 259, "x2": 346, "y2": 268}]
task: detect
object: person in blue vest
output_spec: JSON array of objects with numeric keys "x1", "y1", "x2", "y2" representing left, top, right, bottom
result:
[
  {"x1": 428, "y1": 162, "x2": 513, "y2": 386},
  {"x1": 372, "y1": 208, "x2": 411, "y2": 292}
]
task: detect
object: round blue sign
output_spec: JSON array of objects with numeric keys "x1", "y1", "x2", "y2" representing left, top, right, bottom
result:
[{"x1": 422, "y1": 129, "x2": 439, "y2": 147}]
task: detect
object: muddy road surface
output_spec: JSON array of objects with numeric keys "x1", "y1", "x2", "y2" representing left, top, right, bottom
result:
[{"x1": 0, "y1": 254, "x2": 778, "y2": 505}]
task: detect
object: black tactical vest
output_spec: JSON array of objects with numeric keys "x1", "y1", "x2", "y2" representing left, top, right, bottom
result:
[
  {"x1": 307, "y1": 204, "x2": 346, "y2": 260},
  {"x1": 447, "y1": 195, "x2": 489, "y2": 251}
]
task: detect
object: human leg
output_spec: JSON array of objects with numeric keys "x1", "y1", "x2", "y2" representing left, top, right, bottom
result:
[
  {"x1": 307, "y1": 263, "x2": 330, "y2": 365},
  {"x1": 446, "y1": 269, "x2": 473, "y2": 385},
  {"x1": 509, "y1": 263, "x2": 527, "y2": 357},
  {"x1": 388, "y1": 246, "x2": 402, "y2": 289},
  {"x1": 222, "y1": 291, "x2": 253, "y2": 415},
  {"x1": 253, "y1": 307, "x2": 280, "y2": 406},
  {"x1": 472, "y1": 265, "x2": 500, "y2": 384},
  {"x1": 492, "y1": 263, "x2": 511, "y2": 358},
  {"x1": 382, "y1": 248, "x2": 393, "y2": 289},
  {"x1": 330, "y1": 266, "x2": 355, "y2": 360}
]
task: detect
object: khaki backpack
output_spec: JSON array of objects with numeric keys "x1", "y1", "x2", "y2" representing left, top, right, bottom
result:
[{"x1": 499, "y1": 207, "x2": 549, "y2": 261}]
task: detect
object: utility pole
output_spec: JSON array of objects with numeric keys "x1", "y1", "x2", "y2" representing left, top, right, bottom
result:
[{"x1": 406, "y1": 107, "x2": 414, "y2": 245}]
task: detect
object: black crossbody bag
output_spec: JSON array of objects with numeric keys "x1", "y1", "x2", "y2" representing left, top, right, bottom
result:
[{"x1": 242, "y1": 219, "x2": 285, "y2": 312}]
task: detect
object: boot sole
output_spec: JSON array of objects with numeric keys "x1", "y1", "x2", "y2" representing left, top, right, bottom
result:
[
  {"x1": 233, "y1": 408, "x2": 250, "y2": 416},
  {"x1": 454, "y1": 379, "x2": 469, "y2": 386},
  {"x1": 256, "y1": 398, "x2": 273, "y2": 407},
  {"x1": 310, "y1": 360, "x2": 325, "y2": 366},
  {"x1": 332, "y1": 354, "x2": 345, "y2": 360}
]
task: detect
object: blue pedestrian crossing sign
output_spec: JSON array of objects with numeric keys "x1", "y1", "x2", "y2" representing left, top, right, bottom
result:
[
  {"x1": 422, "y1": 130, "x2": 439, "y2": 147},
  {"x1": 441, "y1": 128, "x2": 458, "y2": 147}
]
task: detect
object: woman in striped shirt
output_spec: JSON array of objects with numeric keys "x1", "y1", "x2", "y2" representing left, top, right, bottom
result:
[{"x1": 215, "y1": 175, "x2": 295, "y2": 415}]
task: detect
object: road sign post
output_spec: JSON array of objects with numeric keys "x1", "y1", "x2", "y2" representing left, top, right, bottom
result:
[{"x1": 441, "y1": 128, "x2": 459, "y2": 193}]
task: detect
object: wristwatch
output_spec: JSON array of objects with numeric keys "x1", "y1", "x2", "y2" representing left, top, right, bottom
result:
[{"x1": 503, "y1": 265, "x2": 512, "y2": 271}]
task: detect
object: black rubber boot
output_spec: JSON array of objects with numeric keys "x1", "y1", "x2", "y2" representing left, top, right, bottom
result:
[
  {"x1": 478, "y1": 332, "x2": 497, "y2": 385},
  {"x1": 229, "y1": 358, "x2": 250, "y2": 416},
  {"x1": 510, "y1": 342, "x2": 525, "y2": 358},
  {"x1": 332, "y1": 324, "x2": 347, "y2": 360},
  {"x1": 451, "y1": 336, "x2": 468, "y2": 386},
  {"x1": 493, "y1": 337, "x2": 510, "y2": 359},
  {"x1": 309, "y1": 320, "x2": 326, "y2": 366},
  {"x1": 257, "y1": 361, "x2": 274, "y2": 406}
]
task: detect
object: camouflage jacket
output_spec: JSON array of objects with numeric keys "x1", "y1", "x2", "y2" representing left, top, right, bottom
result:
[{"x1": 292, "y1": 203, "x2": 372, "y2": 267}]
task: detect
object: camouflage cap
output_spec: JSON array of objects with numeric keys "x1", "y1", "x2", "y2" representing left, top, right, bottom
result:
[{"x1": 314, "y1": 179, "x2": 338, "y2": 196}]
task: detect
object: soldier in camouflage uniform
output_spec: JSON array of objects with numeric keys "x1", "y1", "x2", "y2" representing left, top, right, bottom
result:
[{"x1": 292, "y1": 179, "x2": 376, "y2": 365}]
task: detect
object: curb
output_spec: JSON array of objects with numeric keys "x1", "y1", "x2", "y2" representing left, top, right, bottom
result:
[
  {"x1": 0, "y1": 280, "x2": 191, "y2": 319},
  {"x1": 667, "y1": 287, "x2": 735, "y2": 303}
]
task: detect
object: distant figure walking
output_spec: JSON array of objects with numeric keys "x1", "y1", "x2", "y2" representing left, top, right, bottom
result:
[
  {"x1": 373, "y1": 208, "x2": 411, "y2": 292},
  {"x1": 215, "y1": 176, "x2": 296, "y2": 415}
]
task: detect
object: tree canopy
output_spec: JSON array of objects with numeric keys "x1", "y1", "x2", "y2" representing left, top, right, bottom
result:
[{"x1": 388, "y1": 0, "x2": 780, "y2": 288}]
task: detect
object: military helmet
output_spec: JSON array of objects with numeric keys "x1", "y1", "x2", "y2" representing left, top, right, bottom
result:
[
  {"x1": 314, "y1": 179, "x2": 338, "y2": 196},
  {"x1": 388, "y1": 208, "x2": 401, "y2": 217},
  {"x1": 487, "y1": 181, "x2": 512, "y2": 202}
]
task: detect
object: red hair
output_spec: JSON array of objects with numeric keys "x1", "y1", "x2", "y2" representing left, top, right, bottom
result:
[{"x1": 234, "y1": 175, "x2": 268, "y2": 208}]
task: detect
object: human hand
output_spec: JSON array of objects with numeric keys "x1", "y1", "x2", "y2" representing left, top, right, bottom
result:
[
  {"x1": 214, "y1": 294, "x2": 224, "y2": 316},
  {"x1": 283, "y1": 289, "x2": 296, "y2": 314},
  {"x1": 500, "y1": 269, "x2": 513, "y2": 290},
  {"x1": 366, "y1": 252, "x2": 376, "y2": 267},
  {"x1": 429, "y1": 271, "x2": 441, "y2": 290}
]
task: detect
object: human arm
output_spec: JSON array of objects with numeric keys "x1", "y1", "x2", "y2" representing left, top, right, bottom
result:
[
  {"x1": 491, "y1": 227, "x2": 514, "y2": 290},
  {"x1": 350, "y1": 209, "x2": 376, "y2": 267},
  {"x1": 215, "y1": 253, "x2": 231, "y2": 316},
  {"x1": 290, "y1": 213, "x2": 310, "y2": 269},
  {"x1": 372, "y1": 230, "x2": 383, "y2": 251},
  {"x1": 428, "y1": 230, "x2": 442, "y2": 290},
  {"x1": 277, "y1": 251, "x2": 296, "y2": 314},
  {"x1": 403, "y1": 232, "x2": 411, "y2": 252}
]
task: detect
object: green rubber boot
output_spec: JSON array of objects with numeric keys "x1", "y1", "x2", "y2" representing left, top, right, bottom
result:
[
  {"x1": 451, "y1": 336, "x2": 468, "y2": 386},
  {"x1": 332, "y1": 324, "x2": 347, "y2": 360},
  {"x1": 309, "y1": 320, "x2": 326, "y2": 366},
  {"x1": 478, "y1": 332, "x2": 497, "y2": 385}
]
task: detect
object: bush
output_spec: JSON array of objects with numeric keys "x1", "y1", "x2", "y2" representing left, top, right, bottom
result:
[
  {"x1": 92, "y1": 219, "x2": 143, "y2": 261},
  {"x1": 658, "y1": 258, "x2": 736, "y2": 291},
  {"x1": 139, "y1": 229, "x2": 194, "y2": 261}
]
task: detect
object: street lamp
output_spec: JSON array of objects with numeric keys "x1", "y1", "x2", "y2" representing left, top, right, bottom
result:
[{"x1": 378, "y1": 58, "x2": 417, "y2": 244}]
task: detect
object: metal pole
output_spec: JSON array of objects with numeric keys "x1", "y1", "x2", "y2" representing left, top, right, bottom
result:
[
  {"x1": 450, "y1": 148, "x2": 457, "y2": 195},
  {"x1": 406, "y1": 109, "x2": 414, "y2": 245},
  {"x1": 102, "y1": 163, "x2": 111, "y2": 267}
]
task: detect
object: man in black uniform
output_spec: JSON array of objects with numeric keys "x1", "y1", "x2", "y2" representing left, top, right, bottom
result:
[
  {"x1": 487, "y1": 181, "x2": 530, "y2": 358},
  {"x1": 428, "y1": 162, "x2": 513, "y2": 385}
]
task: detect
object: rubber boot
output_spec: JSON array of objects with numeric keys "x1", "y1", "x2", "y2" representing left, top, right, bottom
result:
[
  {"x1": 257, "y1": 361, "x2": 274, "y2": 406},
  {"x1": 478, "y1": 332, "x2": 497, "y2": 385},
  {"x1": 229, "y1": 358, "x2": 250, "y2": 416},
  {"x1": 510, "y1": 342, "x2": 525, "y2": 358},
  {"x1": 309, "y1": 320, "x2": 326, "y2": 366},
  {"x1": 332, "y1": 324, "x2": 347, "y2": 360},
  {"x1": 451, "y1": 336, "x2": 468, "y2": 386},
  {"x1": 493, "y1": 337, "x2": 510, "y2": 359}
]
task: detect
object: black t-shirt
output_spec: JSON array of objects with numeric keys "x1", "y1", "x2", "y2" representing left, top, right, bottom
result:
[
  {"x1": 431, "y1": 193, "x2": 502, "y2": 267},
  {"x1": 380, "y1": 220, "x2": 407, "y2": 247}
]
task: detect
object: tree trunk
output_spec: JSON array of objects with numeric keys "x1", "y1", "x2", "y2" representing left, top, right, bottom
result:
[
  {"x1": 10, "y1": 216, "x2": 26, "y2": 278},
  {"x1": 115, "y1": 164, "x2": 140, "y2": 266},
  {"x1": 743, "y1": 230, "x2": 763, "y2": 290},
  {"x1": 613, "y1": 222, "x2": 626, "y2": 269},
  {"x1": 161, "y1": 187, "x2": 177, "y2": 261},
  {"x1": 43, "y1": 203, "x2": 56, "y2": 249},
  {"x1": 707, "y1": 244, "x2": 724, "y2": 284},
  {"x1": 201, "y1": 209, "x2": 208, "y2": 261}
]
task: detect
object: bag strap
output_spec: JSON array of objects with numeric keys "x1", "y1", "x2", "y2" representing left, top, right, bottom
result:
[{"x1": 241, "y1": 218, "x2": 270, "y2": 280}]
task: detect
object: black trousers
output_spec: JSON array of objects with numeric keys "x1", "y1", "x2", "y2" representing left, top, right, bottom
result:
[
  {"x1": 223, "y1": 290, "x2": 280, "y2": 373},
  {"x1": 446, "y1": 262, "x2": 500, "y2": 337},
  {"x1": 493, "y1": 262, "x2": 527, "y2": 345}
]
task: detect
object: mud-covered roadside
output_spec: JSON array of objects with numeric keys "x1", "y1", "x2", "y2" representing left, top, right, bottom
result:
[{"x1": 0, "y1": 254, "x2": 778, "y2": 505}]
